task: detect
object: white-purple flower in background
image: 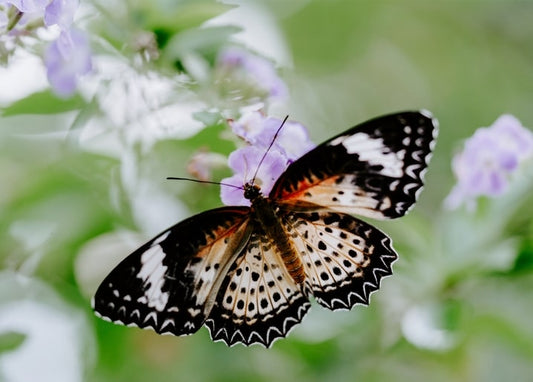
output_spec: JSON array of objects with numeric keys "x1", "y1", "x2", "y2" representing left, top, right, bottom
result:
[
  {"x1": 4, "y1": 0, "x2": 49, "y2": 13},
  {"x1": 44, "y1": 0, "x2": 79, "y2": 29},
  {"x1": 490, "y1": 114, "x2": 533, "y2": 161},
  {"x1": 221, "y1": 112, "x2": 316, "y2": 206},
  {"x1": 45, "y1": 28, "x2": 91, "y2": 97},
  {"x1": 217, "y1": 47, "x2": 288, "y2": 101},
  {"x1": 186, "y1": 151, "x2": 227, "y2": 182},
  {"x1": 3, "y1": 0, "x2": 90, "y2": 97},
  {"x1": 5, "y1": 0, "x2": 77, "y2": 28},
  {"x1": 445, "y1": 114, "x2": 533, "y2": 210},
  {"x1": 1, "y1": 0, "x2": 48, "y2": 34}
]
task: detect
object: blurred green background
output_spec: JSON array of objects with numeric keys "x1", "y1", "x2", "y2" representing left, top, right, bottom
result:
[{"x1": 1, "y1": 1, "x2": 533, "y2": 381}]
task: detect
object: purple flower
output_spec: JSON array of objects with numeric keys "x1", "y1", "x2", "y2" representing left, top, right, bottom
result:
[
  {"x1": 217, "y1": 47, "x2": 288, "y2": 100},
  {"x1": 45, "y1": 28, "x2": 92, "y2": 97},
  {"x1": 44, "y1": 0, "x2": 79, "y2": 29},
  {"x1": 445, "y1": 114, "x2": 533, "y2": 210},
  {"x1": 490, "y1": 114, "x2": 533, "y2": 161},
  {"x1": 221, "y1": 146, "x2": 287, "y2": 206},
  {"x1": 4, "y1": 0, "x2": 86, "y2": 96},
  {"x1": 220, "y1": 111, "x2": 316, "y2": 206},
  {"x1": 220, "y1": 112, "x2": 316, "y2": 206},
  {"x1": 5, "y1": 0, "x2": 78, "y2": 26},
  {"x1": 230, "y1": 111, "x2": 315, "y2": 162},
  {"x1": 5, "y1": 0, "x2": 49, "y2": 13}
]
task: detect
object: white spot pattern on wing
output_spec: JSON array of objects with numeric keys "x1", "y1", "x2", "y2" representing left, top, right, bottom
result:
[{"x1": 137, "y1": 245, "x2": 169, "y2": 312}]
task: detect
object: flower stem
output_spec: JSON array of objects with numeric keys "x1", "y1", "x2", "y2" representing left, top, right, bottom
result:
[{"x1": 7, "y1": 10, "x2": 23, "y2": 32}]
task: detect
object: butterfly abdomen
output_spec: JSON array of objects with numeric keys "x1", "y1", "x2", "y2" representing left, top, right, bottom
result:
[{"x1": 251, "y1": 196, "x2": 305, "y2": 285}]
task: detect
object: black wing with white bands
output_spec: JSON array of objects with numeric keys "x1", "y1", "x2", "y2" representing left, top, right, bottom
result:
[
  {"x1": 92, "y1": 207, "x2": 251, "y2": 336},
  {"x1": 270, "y1": 110, "x2": 438, "y2": 219}
]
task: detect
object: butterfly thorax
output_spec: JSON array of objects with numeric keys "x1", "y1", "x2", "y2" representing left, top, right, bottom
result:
[{"x1": 243, "y1": 182, "x2": 306, "y2": 285}]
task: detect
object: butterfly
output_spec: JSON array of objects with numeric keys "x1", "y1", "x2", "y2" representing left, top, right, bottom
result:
[{"x1": 93, "y1": 110, "x2": 438, "y2": 347}]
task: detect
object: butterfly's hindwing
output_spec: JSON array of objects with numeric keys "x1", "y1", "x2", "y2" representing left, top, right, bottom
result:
[
  {"x1": 282, "y1": 210, "x2": 397, "y2": 310},
  {"x1": 205, "y1": 227, "x2": 311, "y2": 347},
  {"x1": 92, "y1": 207, "x2": 251, "y2": 336},
  {"x1": 270, "y1": 111, "x2": 438, "y2": 219}
]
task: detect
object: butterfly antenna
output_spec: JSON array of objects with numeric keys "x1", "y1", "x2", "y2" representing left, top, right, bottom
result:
[
  {"x1": 251, "y1": 115, "x2": 289, "y2": 184},
  {"x1": 167, "y1": 177, "x2": 244, "y2": 190}
]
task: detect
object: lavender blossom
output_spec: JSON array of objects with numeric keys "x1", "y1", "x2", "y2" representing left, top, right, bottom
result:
[
  {"x1": 217, "y1": 47, "x2": 288, "y2": 101},
  {"x1": 45, "y1": 28, "x2": 91, "y2": 97},
  {"x1": 230, "y1": 111, "x2": 315, "y2": 161},
  {"x1": 44, "y1": 0, "x2": 79, "y2": 29},
  {"x1": 220, "y1": 146, "x2": 286, "y2": 206},
  {"x1": 445, "y1": 114, "x2": 533, "y2": 210},
  {"x1": 5, "y1": 0, "x2": 49, "y2": 13},
  {"x1": 3, "y1": 0, "x2": 89, "y2": 96},
  {"x1": 221, "y1": 112, "x2": 316, "y2": 206},
  {"x1": 490, "y1": 114, "x2": 533, "y2": 161}
]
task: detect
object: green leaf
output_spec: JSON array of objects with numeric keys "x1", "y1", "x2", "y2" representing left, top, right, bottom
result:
[
  {"x1": 180, "y1": 122, "x2": 235, "y2": 154},
  {"x1": 0, "y1": 331, "x2": 26, "y2": 354},
  {"x1": 1, "y1": 90, "x2": 85, "y2": 116},
  {"x1": 511, "y1": 239, "x2": 533, "y2": 274},
  {"x1": 192, "y1": 110, "x2": 222, "y2": 126},
  {"x1": 141, "y1": 0, "x2": 236, "y2": 33},
  {"x1": 66, "y1": 97, "x2": 100, "y2": 147},
  {"x1": 163, "y1": 25, "x2": 242, "y2": 62}
]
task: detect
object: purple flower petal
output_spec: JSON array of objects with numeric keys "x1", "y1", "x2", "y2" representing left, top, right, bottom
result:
[
  {"x1": 217, "y1": 47, "x2": 288, "y2": 100},
  {"x1": 262, "y1": 119, "x2": 316, "y2": 161},
  {"x1": 222, "y1": 112, "x2": 316, "y2": 206},
  {"x1": 44, "y1": 0, "x2": 79, "y2": 29},
  {"x1": 230, "y1": 111, "x2": 316, "y2": 161},
  {"x1": 488, "y1": 171, "x2": 507, "y2": 196},
  {"x1": 230, "y1": 111, "x2": 266, "y2": 145},
  {"x1": 490, "y1": 114, "x2": 533, "y2": 161},
  {"x1": 221, "y1": 146, "x2": 286, "y2": 206},
  {"x1": 6, "y1": 0, "x2": 48, "y2": 13},
  {"x1": 45, "y1": 28, "x2": 92, "y2": 97},
  {"x1": 445, "y1": 114, "x2": 533, "y2": 209},
  {"x1": 220, "y1": 174, "x2": 246, "y2": 206}
]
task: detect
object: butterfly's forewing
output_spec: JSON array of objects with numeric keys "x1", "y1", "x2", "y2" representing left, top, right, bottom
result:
[
  {"x1": 281, "y1": 209, "x2": 396, "y2": 310},
  {"x1": 205, "y1": 227, "x2": 311, "y2": 347},
  {"x1": 270, "y1": 111, "x2": 438, "y2": 219},
  {"x1": 92, "y1": 207, "x2": 251, "y2": 336}
]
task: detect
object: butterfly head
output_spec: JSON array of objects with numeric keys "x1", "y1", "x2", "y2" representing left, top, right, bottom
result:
[{"x1": 243, "y1": 182, "x2": 262, "y2": 201}]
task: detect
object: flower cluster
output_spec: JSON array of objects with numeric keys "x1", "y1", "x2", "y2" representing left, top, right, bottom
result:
[
  {"x1": 1, "y1": 0, "x2": 91, "y2": 97},
  {"x1": 220, "y1": 111, "x2": 315, "y2": 206},
  {"x1": 445, "y1": 114, "x2": 533, "y2": 210}
]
